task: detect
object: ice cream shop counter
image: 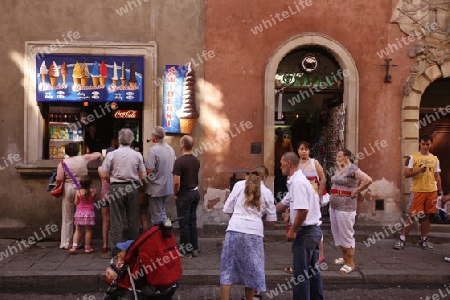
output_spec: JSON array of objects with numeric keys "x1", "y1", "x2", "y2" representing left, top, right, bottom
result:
[{"x1": 16, "y1": 159, "x2": 104, "y2": 176}]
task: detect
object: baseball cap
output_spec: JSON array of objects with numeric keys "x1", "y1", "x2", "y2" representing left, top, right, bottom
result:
[{"x1": 116, "y1": 240, "x2": 134, "y2": 251}]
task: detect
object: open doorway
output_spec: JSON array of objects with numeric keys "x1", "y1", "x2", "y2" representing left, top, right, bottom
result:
[
  {"x1": 419, "y1": 78, "x2": 450, "y2": 224},
  {"x1": 273, "y1": 46, "x2": 345, "y2": 198}
]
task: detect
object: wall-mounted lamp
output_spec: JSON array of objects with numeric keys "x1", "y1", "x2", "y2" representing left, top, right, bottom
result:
[{"x1": 381, "y1": 58, "x2": 398, "y2": 83}]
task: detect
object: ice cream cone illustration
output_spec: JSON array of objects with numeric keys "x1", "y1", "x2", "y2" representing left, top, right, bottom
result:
[
  {"x1": 80, "y1": 62, "x2": 90, "y2": 87},
  {"x1": 61, "y1": 62, "x2": 68, "y2": 85},
  {"x1": 90, "y1": 61, "x2": 100, "y2": 86},
  {"x1": 129, "y1": 61, "x2": 137, "y2": 87},
  {"x1": 176, "y1": 63, "x2": 199, "y2": 134},
  {"x1": 40, "y1": 62, "x2": 48, "y2": 84},
  {"x1": 111, "y1": 62, "x2": 119, "y2": 86},
  {"x1": 48, "y1": 61, "x2": 60, "y2": 87},
  {"x1": 179, "y1": 118, "x2": 197, "y2": 134},
  {"x1": 100, "y1": 61, "x2": 108, "y2": 86},
  {"x1": 72, "y1": 62, "x2": 82, "y2": 85},
  {"x1": 120, "y1": 62, "x2": 127, "y2": 86}
]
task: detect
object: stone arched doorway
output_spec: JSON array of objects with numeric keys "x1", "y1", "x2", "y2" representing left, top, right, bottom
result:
[
  {"x1": 263, "y1": 33, "x2": 359, "y2": 188},
  {"x1": 401, "y1": 61, "x2": 450, "y2": 210}
]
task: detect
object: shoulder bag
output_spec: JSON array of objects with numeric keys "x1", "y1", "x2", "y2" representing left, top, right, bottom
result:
[{"x1": 50, "y1": 160, "x2": 81, "y2": 197}]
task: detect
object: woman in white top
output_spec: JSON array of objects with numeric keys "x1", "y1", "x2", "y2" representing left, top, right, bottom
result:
[{"x1": 220, "y1": 166, "x2": 277, "y2": 300}]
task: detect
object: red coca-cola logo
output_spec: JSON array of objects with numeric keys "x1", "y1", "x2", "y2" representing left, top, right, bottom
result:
[{"x1": 113, "y1": 110, "x2": 140, "y2": 119}]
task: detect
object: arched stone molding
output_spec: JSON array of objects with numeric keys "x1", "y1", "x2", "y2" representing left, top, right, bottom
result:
[
  {"x1": 264, "y1": 33, "x2": 359, "y2": 178},
  {"x1": 401, "y1": 61, "x2": 450, "y2": 204}
]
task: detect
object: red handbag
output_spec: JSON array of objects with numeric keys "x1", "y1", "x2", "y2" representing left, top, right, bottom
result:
[
  {"x1": 50, "y1": 180, "x2": 64, "y2": 197},
  {"x1": 50, "y1": 160, "x2": 65, "y2": 197}
]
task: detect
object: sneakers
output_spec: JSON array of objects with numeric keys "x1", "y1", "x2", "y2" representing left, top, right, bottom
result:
[
  {"x1": 393, "y1": 238, "x2": 405, "y2": 250},
  {"x1": 419, "y1": 237, "x2": 435, "y2": 251}
]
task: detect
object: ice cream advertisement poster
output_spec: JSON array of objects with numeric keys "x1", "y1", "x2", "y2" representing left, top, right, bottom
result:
[
  {"x1": 35, "y1": 54, "x2": 144, "y2": 102},
  {"x1": 162, "y1": 64, "x2": 199, "y2": 134}
]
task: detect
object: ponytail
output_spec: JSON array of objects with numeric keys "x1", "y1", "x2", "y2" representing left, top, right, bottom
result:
[{"x1": 244, "y1": 174, "x2": 262, "y2": 210}]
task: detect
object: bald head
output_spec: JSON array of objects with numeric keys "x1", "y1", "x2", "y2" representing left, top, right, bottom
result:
[{"x1": 181, "y1": 135, "x2": 194, "y2": 151}]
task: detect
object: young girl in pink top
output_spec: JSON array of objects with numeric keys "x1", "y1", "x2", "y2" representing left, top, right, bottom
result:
[{"x1": 69, "y1": 175, "x2": 97, "y2": 254}]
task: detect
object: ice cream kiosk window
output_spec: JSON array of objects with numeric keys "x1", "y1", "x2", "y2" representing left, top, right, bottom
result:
[{"x1": 35, "y1": 54, "x2": 145, "y2": 159}]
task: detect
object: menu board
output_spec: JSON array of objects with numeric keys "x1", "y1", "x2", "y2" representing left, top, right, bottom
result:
[{"x1": 36, "y1": 54, "x2": 144, "y2": 102}]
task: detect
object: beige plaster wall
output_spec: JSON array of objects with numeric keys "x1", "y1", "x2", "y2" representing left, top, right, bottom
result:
[{"x1": 0, "y1": 0, "x2": 204, "y2": 235}]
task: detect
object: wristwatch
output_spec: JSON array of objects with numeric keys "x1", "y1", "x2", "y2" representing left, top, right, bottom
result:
[{"x1": 438, "y1": 191, "x2": 444, "y2": 197}]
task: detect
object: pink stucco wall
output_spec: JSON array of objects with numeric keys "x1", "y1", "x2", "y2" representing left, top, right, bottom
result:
[{"x1": 203, "y1": 0, "x2": 413, "y2": 194}]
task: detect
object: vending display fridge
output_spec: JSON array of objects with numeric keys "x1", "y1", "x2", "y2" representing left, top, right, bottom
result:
[
  {"x1": 47, "y1": 106, "x2": 84, "y2": 159},
  {"x1": 111, "y1": 109, "x2": 141, "y2": 152}
]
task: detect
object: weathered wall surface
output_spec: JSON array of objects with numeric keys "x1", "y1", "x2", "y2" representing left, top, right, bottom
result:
[
  {"x1": 201, "y1": 0, "x2": 417, "y2": 224},
  {"x1": 0, "y1": 0, "x2": 204, "y2": 236}
]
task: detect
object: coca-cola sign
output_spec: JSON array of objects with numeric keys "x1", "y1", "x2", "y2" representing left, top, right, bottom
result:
[{"x1": 113, "y1": 110, "x2": 140, "y2": 119}]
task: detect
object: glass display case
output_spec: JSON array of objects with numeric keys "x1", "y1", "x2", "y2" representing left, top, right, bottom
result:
[{"x1": 47, "y1": 106, "x2": 84, "y2": 159}]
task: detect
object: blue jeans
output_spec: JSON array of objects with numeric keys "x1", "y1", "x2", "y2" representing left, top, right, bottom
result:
[
  {"x1": 176, "y1": 190, "x2": 200, "y2": 252},
  {"x1": 148, "y1": 195, "x2": 168, "y2": 225},
  {"x1": 292, "y1": 225, "x2": 324, "y2": 300}
]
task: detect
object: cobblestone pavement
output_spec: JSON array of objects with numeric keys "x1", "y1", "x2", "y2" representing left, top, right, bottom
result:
[{"x1": 0, "y1": 284, "x2": 447, "y2": 300}]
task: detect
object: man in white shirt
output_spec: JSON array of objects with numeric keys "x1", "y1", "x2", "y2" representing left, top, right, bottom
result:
[{"x1": 276, "y1": 152, "x2": 324, "y2": 300}]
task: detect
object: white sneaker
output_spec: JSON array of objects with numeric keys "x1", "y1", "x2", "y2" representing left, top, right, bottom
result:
[{"x1": 444, "y1": 257, "x2": 450, "y2": 263}]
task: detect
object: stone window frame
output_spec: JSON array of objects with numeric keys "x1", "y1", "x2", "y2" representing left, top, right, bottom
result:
[{"x1": 23, "y1": 41, "x2": 157, "y2": 167}]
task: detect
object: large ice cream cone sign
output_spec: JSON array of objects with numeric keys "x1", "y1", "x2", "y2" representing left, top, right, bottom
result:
[{"x1": 176, "y1": 63, "x2": 199, "y2": 134}]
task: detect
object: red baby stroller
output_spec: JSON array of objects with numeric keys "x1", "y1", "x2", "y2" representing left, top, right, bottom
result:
[{"x1": 103, "y1": 221, "x2": 182, "y2": 300}]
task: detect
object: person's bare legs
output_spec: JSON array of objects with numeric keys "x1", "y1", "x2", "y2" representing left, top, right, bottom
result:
[
  {"x1": 69, "y1": 225, "x2": 82, "y2": 252},
  {"x1": 318, "y1": 239, "x2": 325, "y2": 262},
  {"x1": 244, "y1": 287, "x2": 255, "y2": 300},
  {"x1": 101, "y1": 206, "x2": 110, "y2": 250},
  {"x1": 84, "y1": 226, "x2": 93, "y2": 248},
  {"x1": 220, "y1": 284, "x2": 231, "y2": 300},
  {"x1": 421, "y1": 214, "x2": 431, "y2": 237}
]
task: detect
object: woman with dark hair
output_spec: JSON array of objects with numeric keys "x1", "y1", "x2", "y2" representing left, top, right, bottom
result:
[
  {"x1": 56, "y1": 142, "x2": 101, "y2": 250},
  {"x1": 220, "y1": 168, "x2": 277, "y2": 300},
  {"x1": 329, "y1": 148, "x2": 372, "y2": 274}
]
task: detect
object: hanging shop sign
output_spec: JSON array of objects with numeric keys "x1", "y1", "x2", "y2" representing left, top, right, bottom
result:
[
  {"x1": 36, "y1": 54, "x2": 144, "y2": 102},
  {"x1": 162, "y1": 64, "x2": 199, "y2": 134}
]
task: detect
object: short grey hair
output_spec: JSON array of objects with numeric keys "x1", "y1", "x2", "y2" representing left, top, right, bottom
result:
[
  {"x1": 151, "y1": 126, "x2": 165, "y2": 139},
  {"x1": 281, "y1": 152, "x2": 299, "y2": 166},
  {"x1": 118, "y1": 128, "x2": 134, "y2": 146}
]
